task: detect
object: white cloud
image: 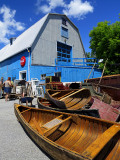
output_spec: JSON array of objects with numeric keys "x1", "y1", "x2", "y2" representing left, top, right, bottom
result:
[
  {"x1": 35, "y1": 0, "x2": 66, "y2": 14},
  {"x1": 63, "y1": 0, "x2": 94, "y2": 19},
  {"x1": 0, "y1": 5, "x2": 25, "y2": 45},
  {"x1": 35, "y1": 0, "x2": 93, "y2": 19}
]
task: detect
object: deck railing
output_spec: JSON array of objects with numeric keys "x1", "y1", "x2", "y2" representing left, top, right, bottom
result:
[{"x1": 55, "y1": 58, "x2": 98, "y2": 67}]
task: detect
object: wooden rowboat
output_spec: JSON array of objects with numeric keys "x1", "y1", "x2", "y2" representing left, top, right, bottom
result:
[
  {"x1": 45, "y1": 88, "x2": 92, "y2": 110},
  {"x1": 84, "y1": 74, "x2": 120, "y2": 101},
  {"x1": 37, "y1": 97, "x2": 100, "y2": 118},
  {"x1": 14, "y1": 103, "x2": 120, "y2": 160},
  {"x1": 81, "y1": 83, "x2": 111, "y2": 104},
  {"x1": 37, "y1": 96, "x2": 120, "y2": 122},
  {"x1": 81, "y1": 83, "x2": 103, "y2": 99}
]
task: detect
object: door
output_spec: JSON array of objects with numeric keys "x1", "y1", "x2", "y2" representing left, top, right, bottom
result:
[{"x1": 19, "y1": 70, "x2": 27, "y2": 80}]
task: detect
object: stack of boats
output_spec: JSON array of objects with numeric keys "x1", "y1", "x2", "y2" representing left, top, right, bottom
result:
[{"x1": 14, "y1": 83, "x2": 120, "y2": 160}]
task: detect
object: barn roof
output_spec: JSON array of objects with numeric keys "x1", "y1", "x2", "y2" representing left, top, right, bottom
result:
[
  {"x1": 0, "y1": 14, "x2": 48, "y2": 62},
  {"x1": 0, "y1": 13, "x2": 84, "y2": 62}
]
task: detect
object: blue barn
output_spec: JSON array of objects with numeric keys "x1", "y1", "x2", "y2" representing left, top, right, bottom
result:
[{"x1": 0, "y1": 13, "x2": 101, "y2": 82}]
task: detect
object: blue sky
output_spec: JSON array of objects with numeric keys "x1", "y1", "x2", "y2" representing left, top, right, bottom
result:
[{"x1": 0, "y1": 0, "x2": 120, "y2": 52}]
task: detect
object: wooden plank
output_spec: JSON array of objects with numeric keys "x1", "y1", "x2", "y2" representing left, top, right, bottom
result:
[
  {"x1": 43, "y1": 117, "x2": 63, "y2": 129},
  {"x1": 32, "y1": 117, "x2": 44, "y2": 135},
  {"x1": 57, "y1": 90, "x2": 74, "y2": 100},
  {"x1": 60, "y1": 89, "x2": 84, "y2": 101},
  {"x1": 66, "y1": 98, "x2": 81, "y2": 108},
  {"x1": 82, "y1": 125, "x2": 120, "y2": 159},
  {"x1": 42, "y1": 115, "x2": 63, "y2": 129},
  {"x1": 43, "y1": 116, "x2": 72, "y2": 137},
  {"x1": 51, "y1": 92, "x2": 61, "y2": 97}
]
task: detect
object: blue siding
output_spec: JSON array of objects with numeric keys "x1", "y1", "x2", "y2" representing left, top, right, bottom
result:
[
  {"x1": 0, "y1": 50, "x2": 102, "y2": 82},
  {"x1": 0, "y1": 50, "x2": 30, "y2": 80}
]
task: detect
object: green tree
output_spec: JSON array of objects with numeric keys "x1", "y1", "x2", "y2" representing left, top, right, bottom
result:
[{"x1": 89, "y1": 20, "x2": 120, "y2": 75}]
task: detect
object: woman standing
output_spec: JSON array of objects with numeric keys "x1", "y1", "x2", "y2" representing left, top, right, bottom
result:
[
  {"x1": 4, "y1": 77, "x2": 12, "y2": 101},
  {"x1": 0, "y1": 77, "x2": 3, "y2": 98}
]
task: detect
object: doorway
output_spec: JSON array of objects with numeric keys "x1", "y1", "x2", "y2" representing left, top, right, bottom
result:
[{"x1": 19, "y1": 70, "x2": 27, "y2": 80}]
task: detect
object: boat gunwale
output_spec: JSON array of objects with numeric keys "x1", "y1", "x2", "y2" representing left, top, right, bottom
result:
[
  {"x1": 14, "y1": 103, "x2": 91, "y2": 160},
  {"x1": 37, "y1": 97, "x2": 101, "y2": 118},
  {"x1": 14, "y1": 103, "x2": 120, "y2": 160},
  {"x1": 45, "y1": 88, "x2": 92, "y2": 109}
]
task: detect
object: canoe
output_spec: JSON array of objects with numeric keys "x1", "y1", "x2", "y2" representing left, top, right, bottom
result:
[
  {"x1": 45, "y1": 88, "x2": 92, "y2": 110},
  {"x1": 14, "y1": 103, "x2": 120, "y2": 160},
  {"x1": 37, "y1": 97, "x2": 100, "y2": 118},
  {"x1": 84, "y1": 74, "x2": 120, "y2": 101}
]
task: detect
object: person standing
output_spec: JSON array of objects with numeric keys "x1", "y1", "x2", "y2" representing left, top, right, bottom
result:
[
  {"x1": 4, "y1": 77, "x2": 12, "y2": 101},
  {"x1": 18, "y1": 79, "x2": 27, "y2": 97},
  {"x1": 0, "y1": 77, "x2": 3, "y2": 98}
]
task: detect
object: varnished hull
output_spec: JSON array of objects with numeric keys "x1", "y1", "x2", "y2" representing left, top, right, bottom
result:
[
  {"x1": 85, "y1": 74, "x2": 120, "y2": 101},
  {"x1": 45, "y1": 88, "x2": 92, "y2": 110},
  {"x1": 37, "y1": 97, "x2": 100, "y2": 118},
  {"x1": 14, "y1": 103, "x2": 120, "y2": 160},
  {"x1": 81, "y1": 83, "x2": 103, "y2": 98}
]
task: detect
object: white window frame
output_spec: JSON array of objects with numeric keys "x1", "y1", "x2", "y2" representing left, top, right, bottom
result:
[
  {"x1": 41, "y1": 74, "x2": 46, "y2": 80},
  {"x1": 19, "y1": 70, "x2": 27, "y2": 80}
]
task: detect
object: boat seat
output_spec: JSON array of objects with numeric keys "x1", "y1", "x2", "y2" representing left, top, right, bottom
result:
[
  {"x1": 57, "y1": 91, "x2": 74, "y2": 100},
  {"x1": 42, "y1": 115, "x2": 72, "y2": 137},
  {"x1": 60, "y1": 89, "x2": 82, "y2": 101}
]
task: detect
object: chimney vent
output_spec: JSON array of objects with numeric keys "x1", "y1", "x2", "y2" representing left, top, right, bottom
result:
[{"x1": 10, "y1": 37, "x2": 16, "y2": 45}]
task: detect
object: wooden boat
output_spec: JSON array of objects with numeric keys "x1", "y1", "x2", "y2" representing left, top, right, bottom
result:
[
  {"x1": 45, "y1": 88, "x2": 92, "y2": 110},
  {"x1": 81, "y1": 82, "x2": 112, "y2": 104},
  {"x1": 37, "y1": 96, "x2": 120, "y2": 122},
  {"x1": 37, "y1": 97, "x2": 100, "y2": 118},
  {"x1": 81, "y1": 82, "x2": 103, "y2": 98},
  {"x1": 14, "y1": 103, "x2": 120, "y2": 160},
  {"x1": 84, "y1": 74, "x2": 120, "y2": 101}
]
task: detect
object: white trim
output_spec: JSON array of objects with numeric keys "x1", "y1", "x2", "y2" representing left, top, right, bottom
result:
[{"x1": 19, "y1": 70, "x2": 27, "y2": 80}]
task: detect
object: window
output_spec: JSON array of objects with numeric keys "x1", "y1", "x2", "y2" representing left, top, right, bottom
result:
[
  {"x1": 19, "y1": 70, "x2": 27, "y2": 80},
  {"x1": 62, "y1": 18, "x2": 67, "y2": 26},
  {"x1": 41, "y1": 74, "x2": 46, "y2": 80},
  {"x1": 61, "y1": 27, "x2": 68, "y2": 38},
  {"x1": 57, "y1": 42, "x2": 72, "y2": 63},
  {"x1": 55, "y1": 72, "x2": 61, "y2": 78}
]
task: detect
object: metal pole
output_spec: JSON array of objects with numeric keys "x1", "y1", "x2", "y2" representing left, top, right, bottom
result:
[{"x1": 27, "y1": 49, "x2": 30, "y2": 81}]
